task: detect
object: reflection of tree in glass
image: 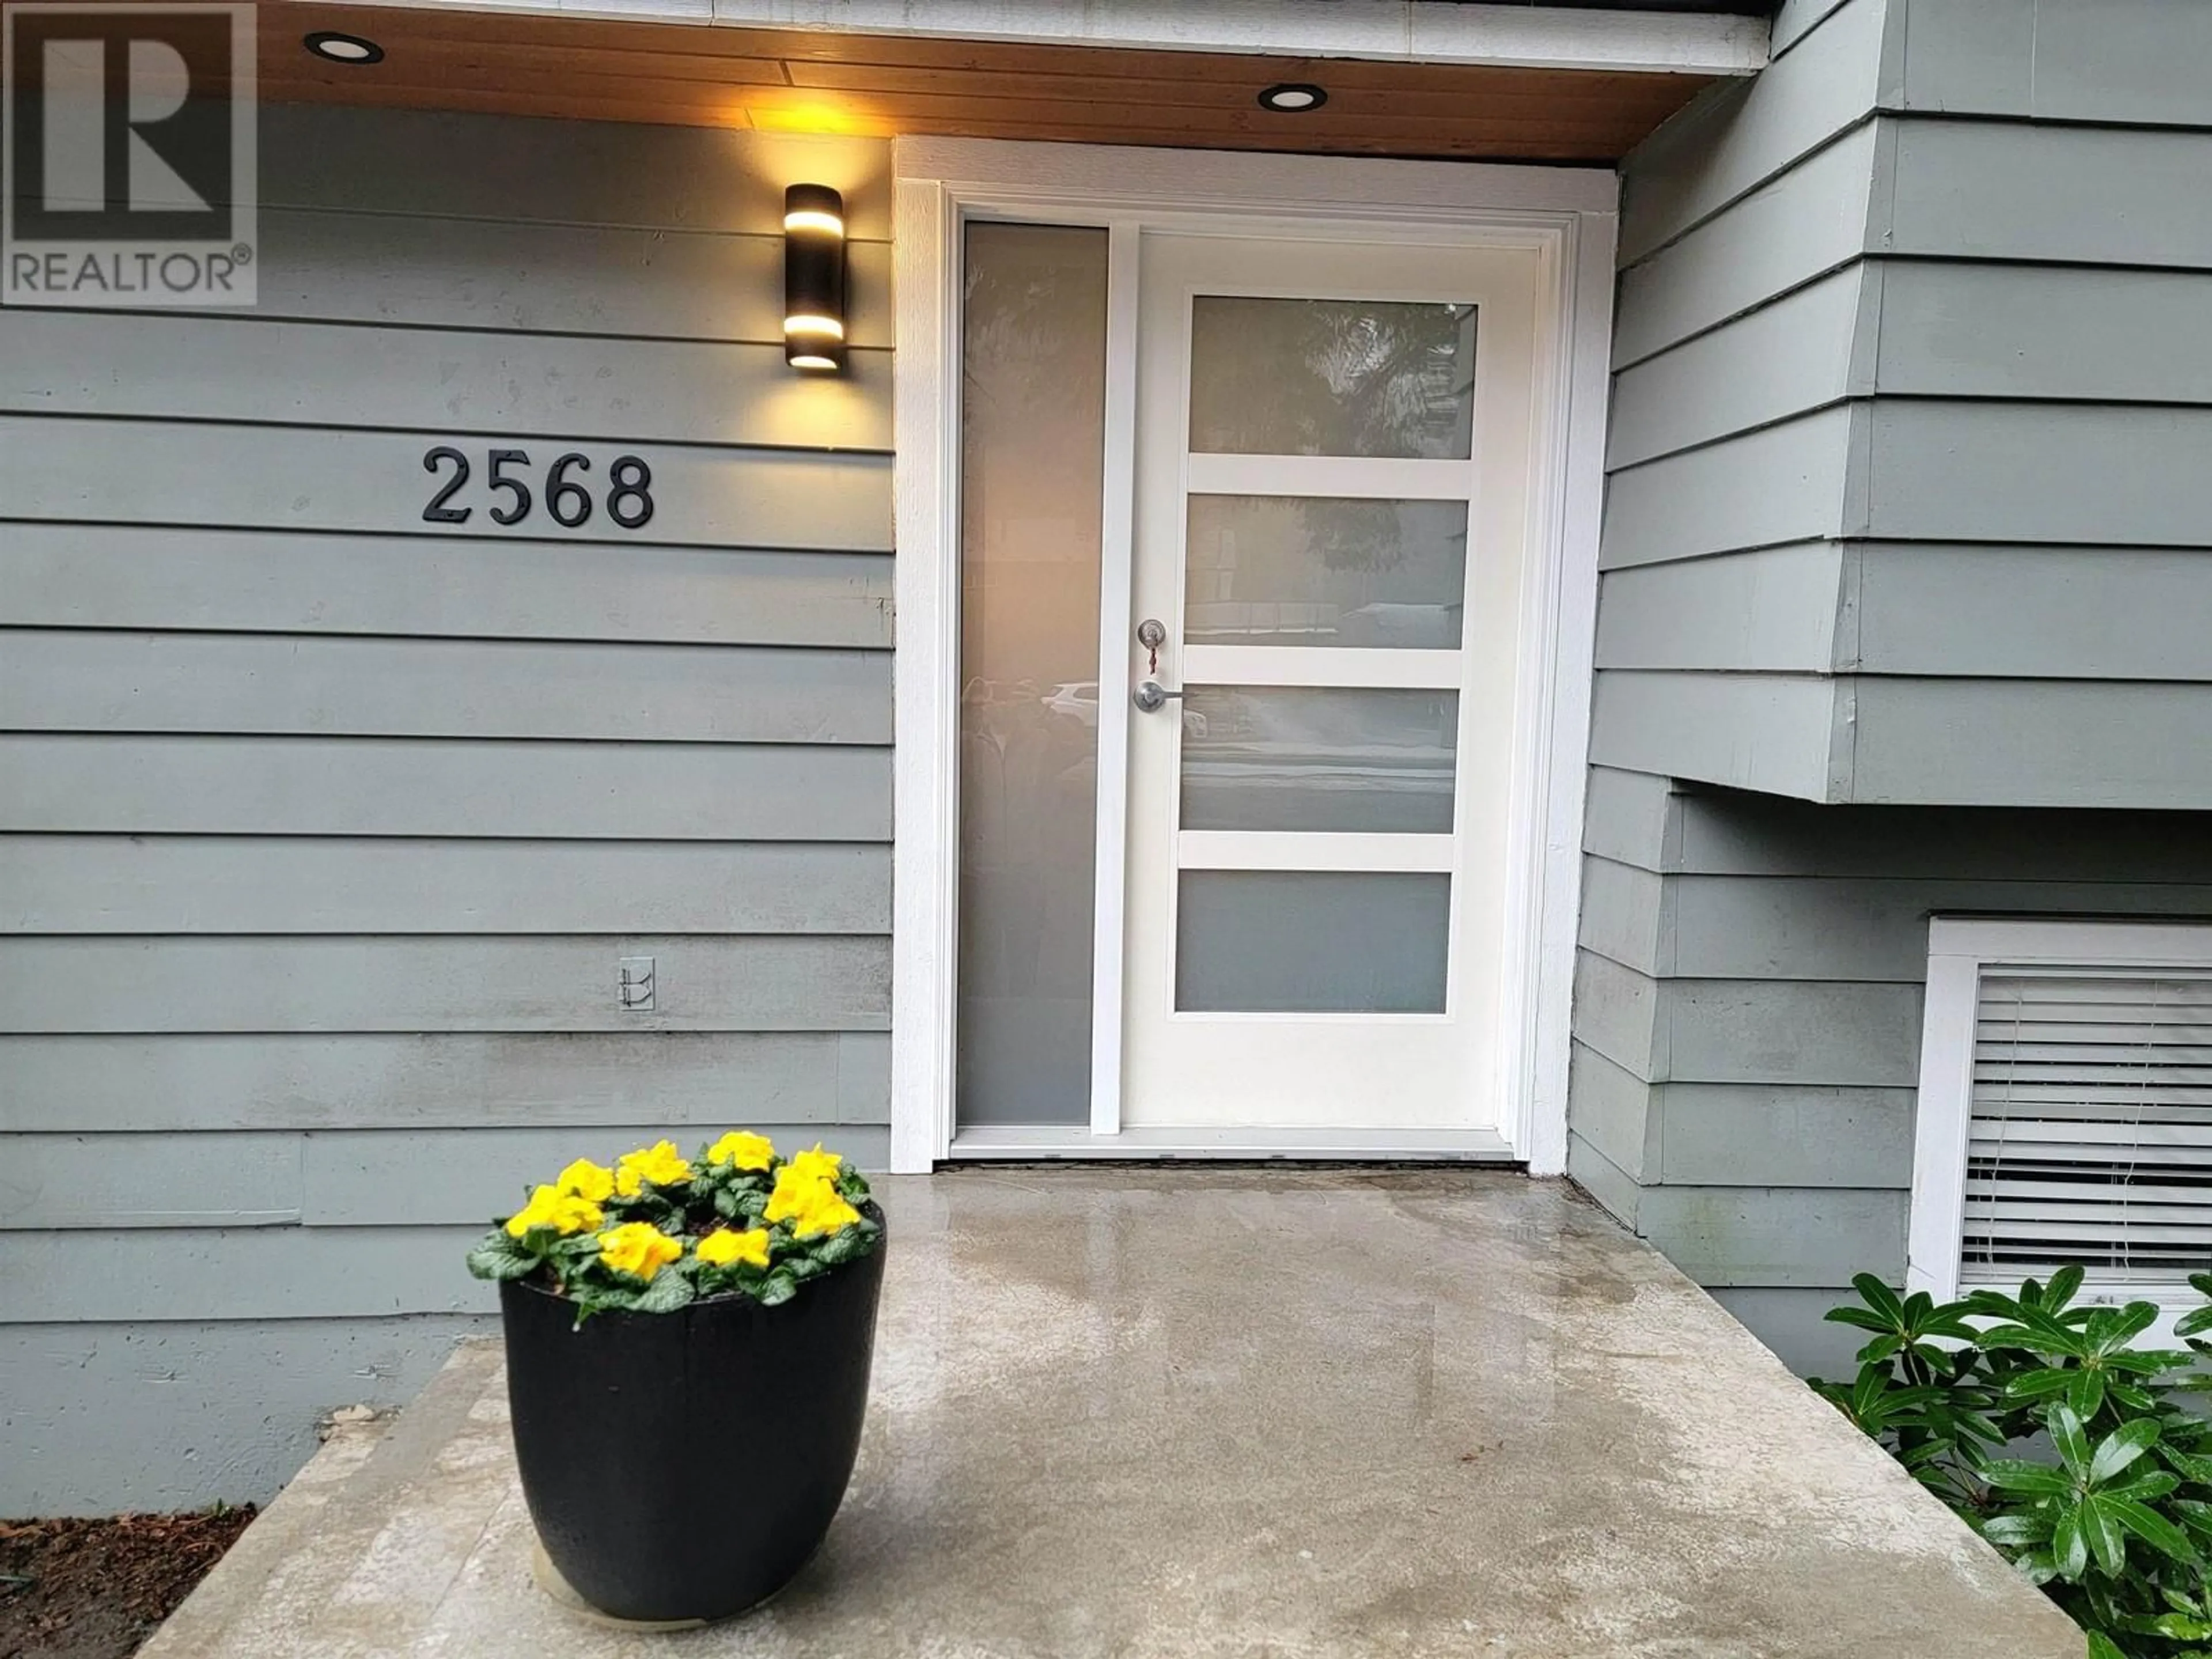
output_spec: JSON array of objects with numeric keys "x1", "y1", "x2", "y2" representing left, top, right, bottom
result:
[{"x1": 1190, "y1": 297, "x2": 1476, "y2": 575}]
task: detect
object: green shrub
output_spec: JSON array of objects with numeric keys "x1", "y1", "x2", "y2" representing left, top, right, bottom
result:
[{"x1": 1813, "y1": 1269, "x2": 2212, "y2": 1658}]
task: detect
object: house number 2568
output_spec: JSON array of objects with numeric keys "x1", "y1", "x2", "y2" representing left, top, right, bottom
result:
[{"x1": 421, "y1": 447, "x2": 656, "y2": 530}]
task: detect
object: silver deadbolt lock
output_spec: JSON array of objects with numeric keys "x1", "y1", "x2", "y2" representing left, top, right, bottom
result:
[{"x1": 1136, "y1": 619, "x2": 1166, "y2": 650}]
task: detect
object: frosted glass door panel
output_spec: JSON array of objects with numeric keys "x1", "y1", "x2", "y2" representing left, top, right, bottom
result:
[
  {"x1": 1185, "y1": 496, "x2": 1468, "y2": 648},
  {"x1": 1180, "y1": 687, "x2": 1458, "y2": 834},
  {"x1": 956, "y1": 222, "x2": 1108, "y2": 1127},
  {"x1": 1176, "y1": 872, "x2": 1451, "y2": 1013},
  {"x1": 1187, "y1": 297, "x2": 1477, "y2": 459}
]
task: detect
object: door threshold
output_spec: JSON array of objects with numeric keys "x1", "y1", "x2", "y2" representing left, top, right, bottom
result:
[{"x1": 946, "y1": 1125, "x2": 1520, "y2": 1162}]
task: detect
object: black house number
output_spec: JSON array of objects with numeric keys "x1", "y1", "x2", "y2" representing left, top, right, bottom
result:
[{"x1": 421, "y1": 447, "x2": 656, "y2": 530}]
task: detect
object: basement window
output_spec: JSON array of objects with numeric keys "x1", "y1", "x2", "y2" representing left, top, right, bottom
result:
[{"x1": 1910, "y1": 918, "x2": 2212, "y2": 1342}]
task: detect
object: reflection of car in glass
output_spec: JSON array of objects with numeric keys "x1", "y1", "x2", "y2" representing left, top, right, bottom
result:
[{"x1": 1041, "y1": 682, "x2": 1101, "y2": 727}]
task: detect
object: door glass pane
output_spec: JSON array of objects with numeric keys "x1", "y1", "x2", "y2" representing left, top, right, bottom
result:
[
  {"x1": 1177, "y1": 872, "x2": 1450, "y2": 1013},
  {"x1": 1185, "y1": 495, "x2": 1467, "y2": 648},
  {"x1": 1187, "y1": 297, "x2": 1476, "y2": 459},
  {"x1": 957, "y1": 222, "x2": 1108, "y2": 1127},
  {"x1": 1180, "y1": 687, "x2": 1458, "y2": 834}
]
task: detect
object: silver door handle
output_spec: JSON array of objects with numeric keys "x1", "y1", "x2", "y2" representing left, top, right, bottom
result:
[{"x1": 1132, "y1": 680, "x2": 1184, "y2": 713}]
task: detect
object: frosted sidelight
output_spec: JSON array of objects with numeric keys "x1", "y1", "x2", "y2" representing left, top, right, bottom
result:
[{"x1": 955, "y1": 223, "x2": 1109, "y2": 1126}]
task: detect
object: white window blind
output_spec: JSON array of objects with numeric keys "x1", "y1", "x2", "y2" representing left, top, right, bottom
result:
[{"x1": 1964, "y1": 967, "x2": 2212, "y2": 1291}]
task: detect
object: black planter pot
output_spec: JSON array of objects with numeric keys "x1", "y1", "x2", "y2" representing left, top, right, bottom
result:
[{"x1": 499, "y1": 1209, "x2": 885, "y2": 1624}]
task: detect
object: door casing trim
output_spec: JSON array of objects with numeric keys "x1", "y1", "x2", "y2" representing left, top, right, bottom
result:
[{"x1": 889, "y1": 136, "x2": 1618, "y2": 1175}]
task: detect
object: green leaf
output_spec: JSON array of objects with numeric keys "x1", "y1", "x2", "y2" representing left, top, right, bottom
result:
[
  {"x1": 2050, "y1": 1404, "x2": 2093, "y2": 1479},
  {"x1": 2089, "y1": 1418, "x2": 2161, "y2": 1486},
  {"x1": 1983, "y1": 1461, "x2": 2073, "y2": 1498},
  {"x1": 465, "y1": 1236, "x2": 540, "y2": 1282},
  {"x1": 2105, "y1": 1497, "x2": 2200, "y2": 1566},
  {"x1": 1851, "y1": 1272, "x2": 1907, "y2": 1328},
  {"x1": 2070, "y1": 1366, "x2": 2109, "y2": 1421},
  {"x1": 2086, "y1": 1633, "x2": 2128, "y2": 1659},
  {"x1": 2080, "y1": 1494, "x2": 2127, "y2": 1577},
  {"x1": 1827, "y1": 1305, "x2": 1899, "y2": 1334},
  {"x1": 2054, "y1": 1509, "x2": 2090, "y2": 1580},
  {"x1": 2004, "y1": 1368, "x2": 2078, "y2": 1402},
  {"x1": 632, "y1": 1268, "x2": 696, "y2": 1315},
  {"x1": 1981, "y1": 1512, "x2": 2055, "y2": 1548},
  {"x1": 2047, "y1": 1265, "x2": 2086, "y2": 1310},
  {"x1": 757, "y1": 1271, "x2": 798, "y2": 1307}
]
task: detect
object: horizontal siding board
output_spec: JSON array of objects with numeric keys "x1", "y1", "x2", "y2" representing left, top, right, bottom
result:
[
  {"x1": 0, "y1": 936, "x2": 891, "y2": 1034},
  {"x1": 0, "y1": 632, "x2": 891, "y2": 744},
  {"x1": 1897, "y1": 0, "x2": 2212, "y2": 128},
  {"x1": 1660, "y1": 978, "x2": 1925, "y2": 1086},
  {"x1": 0, "y1": 1316, "x2": 484, "y2": 1512},
  {"x1": 1771, "y1": 0, "x2": 1858, "y2": 56},
  {"x1": 1887, "y1": 119, "x2": 2212, "y2": 270},
  {"x1": 1589, "y1": 671, "x2": 1842, "y2": 801},
  {"x1": 1570, "y1": 948, "x2": 1659, "y2": 1081},
  {"x1": 0, "y1": 737, "x2": 891, "y2": 840},
  {"x1": 1580, "y1": 764, "x2": 1679, "y2": 872},
  {"x1": 1618, "y1": 0, "x2": 1883, "y2": 263},
  {"x1": 1865, "y1": 402, "x2": 2212, "y2": 548},
  {"x1": 1, "y1": 1134, "x2": 304, "y2": 1229},
  {"x1": 259, "y1": 105, "x2": 894, "y2": 238},
  {"x1": 1849, "y1": 678, "x2": 2212, "y2": 809},
  {"x1": 244, "y1": 207, "x2": 896, "y2": 346},
  {"x1": 1567, "y1": 1040, "x2": 1657, "y2": 1183},
  {"x1": 1607, "y1": 267, "x2": 1868, "y2": 468},
  {"x1": 1669, "y1": 788, "x2": 2212, "y2": 881},
  {"x1": 1566, "y1": 1130, "x2": 1642, "y2": 1229},
  {"x1": 0, "y1": 1031, "x2": 887, "y2": 1132},
  {"x1": 1854, "y1": 543, "x2": 2212, "y2": 681},
  {"x1": 1600, "y1": 406, "x2": 1854, "y2": 569},
  {"x1": 0, "y1": 312, "x2": 892, "y2": 451},
  {"x1": 1709, "y1": 1286, "x2": 1869, "y2": 1377},
  {"x1": 1575, "y1": 854, "x2": 1668, "y2": 976},
  {"x1": 0, "y1": 527, "x2": 894, "y2": 649},
  {"x1": 1596, "y1": 543, "x2": 1844, "y2": 672},
  {"x1": 1655, "y1": 1082, "x2": 1915, "y2": 1188},
  {"x1": 1635, "y1": 1185, "x2": 1906, "y2": 1286},
  {"x1": 1613, "y1": 123, "x2": 1877, "y2": 367},
  {"x1": 0, "y1": 418, "x2": 894, "y2": 550},
  {"x1": 1877, "y1": 262, "x2": 2212, "y2": 406},
  {"x1": 0, "y1": 1226, "x2": 494, "y2": 1321},
  {"x1": 0, "y1": 837, "x2": 889, "y2": 935},
  {"x1": 301, "y1": 1124, "x2": 889, "y2": 1226}
]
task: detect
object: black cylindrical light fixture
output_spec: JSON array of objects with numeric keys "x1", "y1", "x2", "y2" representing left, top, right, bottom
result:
[{"x1": 784, "y1": 184, "x2": 847, "y2": 372}]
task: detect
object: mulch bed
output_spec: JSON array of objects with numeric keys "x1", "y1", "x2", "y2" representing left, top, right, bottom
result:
[{"x1": 0, "y1": 1509, "x2": 255, "y2": 1659}]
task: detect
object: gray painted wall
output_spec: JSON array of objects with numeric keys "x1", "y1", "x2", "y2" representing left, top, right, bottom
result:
[
  {"x1": 0, "y1": 104, "x2": 896, "y2": 1513},
  {"x1": 1576, "y1": 0, "x2": 2212, "y2": 1370},
  {"x1": 1594, "y1": 0, "x2": 2212, "y2": 808}
]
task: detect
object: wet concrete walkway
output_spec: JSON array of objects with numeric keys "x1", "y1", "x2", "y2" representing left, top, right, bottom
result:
[{"x1": 142, "y1": 1170, "x2": 2081, "y2": 1658}]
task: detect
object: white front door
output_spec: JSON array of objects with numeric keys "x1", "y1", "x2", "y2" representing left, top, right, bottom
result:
[{"x1": 1116, "y1": 232, "x2": 1543, "y2": 1138}]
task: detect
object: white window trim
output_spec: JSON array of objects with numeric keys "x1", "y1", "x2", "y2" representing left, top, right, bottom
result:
[
  {"x1": 888, "y1": 137, "x2": 1618, "y2": 1175},
  {"x1": 1911, "y1": 916, "x2": 2212, "y2": 1342}
]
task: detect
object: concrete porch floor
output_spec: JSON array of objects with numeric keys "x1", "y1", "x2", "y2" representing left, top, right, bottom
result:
[{"x1": 141, "y1": 1170, "x2": 2081, "y2": 1658}]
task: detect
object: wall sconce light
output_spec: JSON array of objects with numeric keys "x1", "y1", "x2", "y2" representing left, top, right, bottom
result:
[{"x1": 784, "y1": 184, "x2": 847, "y2": 373}]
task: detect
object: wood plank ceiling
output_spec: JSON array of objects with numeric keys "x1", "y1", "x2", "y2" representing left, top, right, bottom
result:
[{"x1": 263, "y1": 3, "x2": 1721, "y2": 162}]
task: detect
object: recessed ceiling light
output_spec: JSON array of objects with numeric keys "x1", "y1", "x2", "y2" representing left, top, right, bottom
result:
[
  {"x1": 1257, "y1": 82, "x2": 1327, "y2": 113},
  {"x1": 304, "y1": 31, "x2": 384, "y2": 65}
]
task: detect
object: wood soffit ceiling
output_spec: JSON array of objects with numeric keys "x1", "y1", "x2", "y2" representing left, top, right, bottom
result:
[{"x1": 261, "y1": 3, "x2": 1723, "y2": 162}]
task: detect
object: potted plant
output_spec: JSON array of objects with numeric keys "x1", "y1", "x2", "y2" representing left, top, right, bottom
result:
[{"x1": 464, "y1": 1132, "x2": 886, "y2": 1625}]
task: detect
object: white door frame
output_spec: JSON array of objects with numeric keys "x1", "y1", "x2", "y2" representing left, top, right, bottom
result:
[{"x1": 889, "y1": 135, "x2": 1617, "y2": 1176}]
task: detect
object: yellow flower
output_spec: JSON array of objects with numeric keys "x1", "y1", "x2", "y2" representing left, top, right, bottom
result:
[
  {"x1": 785, "y1": 1143, "x2": 844, "y2": 1185},
  {"x1": 555, "y1": 1158, "x2": 615, "y2": 1203},
  {"x1": 695, "y1": 1227, "x2": 772, "y2": 1270},
  {"x1": 597, "y1": 1221, "x2": 684, "y2": 1282},
  {"x1": 505, "y1": 1184, "x2": 603, "y2": 1238},
  {"x1": 613, "y1": 1139, "x2": 693, "y2": 1197},
  {"x1": 789, "y1": 1187, "x2": 862, "y2": 1240},
  {"x1": 704, "y1": 1131, "x2": 775, "y2": 1172},
  {"x1": 764, "y1": 1164, "x2": 862, "y2": 1239}
]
